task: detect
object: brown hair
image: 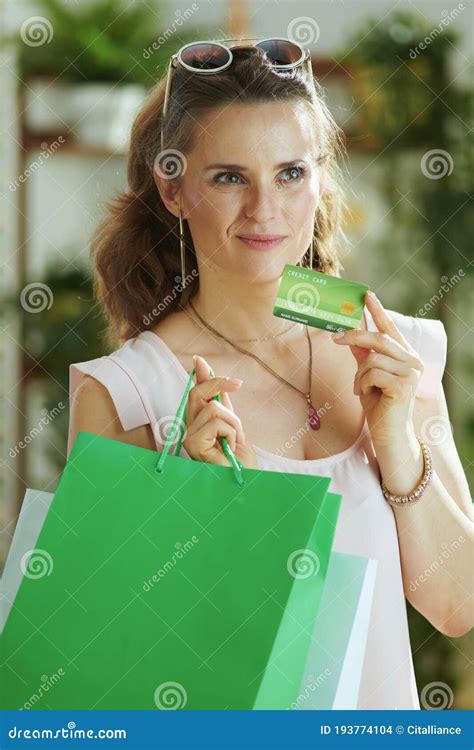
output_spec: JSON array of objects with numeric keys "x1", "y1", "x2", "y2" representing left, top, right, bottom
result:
[{"x1": 91, "y1": 45, "x2": 349, "y2": 348}]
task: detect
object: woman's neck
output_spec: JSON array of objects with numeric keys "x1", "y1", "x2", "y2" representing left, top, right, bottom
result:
[{"x1": 186, "y1": 277, "x2": 300, "y2": 343}]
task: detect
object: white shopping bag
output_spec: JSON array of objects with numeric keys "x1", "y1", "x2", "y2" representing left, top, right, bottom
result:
[{"x1": 294, "y1": 551, "x2": 377, "y2": 710}]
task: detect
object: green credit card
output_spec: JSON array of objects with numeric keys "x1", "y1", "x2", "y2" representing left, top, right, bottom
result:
[{"x1": 273, "y1": 264, "x2": 369, "y2": 332}]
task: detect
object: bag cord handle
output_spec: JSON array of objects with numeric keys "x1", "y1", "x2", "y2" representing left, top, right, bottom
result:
[{"x1": 155, "y1": 366, "x2": 245, "y2": 487}]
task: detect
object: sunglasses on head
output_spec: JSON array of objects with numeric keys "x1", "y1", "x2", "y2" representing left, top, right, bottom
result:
[{"x1": 160, "y1": 37, "x2": 312, "y2": 151}]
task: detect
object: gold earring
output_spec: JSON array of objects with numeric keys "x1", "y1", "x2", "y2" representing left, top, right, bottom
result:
[{"x1": 178, "y1": 208, "x2": 186, "y2": 288}]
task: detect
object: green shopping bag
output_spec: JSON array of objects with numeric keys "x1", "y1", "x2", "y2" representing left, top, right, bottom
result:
[
  {"x1": 2, "y1": 492, "x2": 375, "y2": 711},
  {"x1": 0, "y1": 367, "x2": 342, "y2": 710}
]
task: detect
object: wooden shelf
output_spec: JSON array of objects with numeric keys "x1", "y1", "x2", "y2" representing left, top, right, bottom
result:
[{"x1": 25, "y1": 132, "x2": 127, "y2": 158}]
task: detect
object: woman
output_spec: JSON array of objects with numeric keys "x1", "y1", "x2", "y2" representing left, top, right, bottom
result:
[{"x1": 68, "y1": 39, "x2": 472, "y2": 709}]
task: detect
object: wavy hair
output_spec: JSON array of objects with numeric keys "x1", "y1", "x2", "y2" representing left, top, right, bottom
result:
[{"x1": 91, "y1": 45, "x2": 350, "y2": 347}]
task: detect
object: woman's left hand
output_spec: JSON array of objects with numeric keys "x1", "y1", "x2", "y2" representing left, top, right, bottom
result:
[{"x1": 332, "y1": 290, "x2": 424, "y2": 447}]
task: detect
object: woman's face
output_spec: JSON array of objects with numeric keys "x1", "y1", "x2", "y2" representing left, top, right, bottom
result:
[{"x1": 177, "y1": 101, "x2": 327, "y2": 283}]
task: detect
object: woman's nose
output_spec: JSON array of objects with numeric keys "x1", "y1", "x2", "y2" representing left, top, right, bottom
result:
[{"x1": 243, "y1": 184, "x2": 278, "y2": 222}]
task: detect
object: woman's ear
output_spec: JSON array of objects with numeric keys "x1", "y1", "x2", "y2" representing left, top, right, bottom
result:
[{"x1": 153, "y1": 169, "x2": 182, "y2": 218}]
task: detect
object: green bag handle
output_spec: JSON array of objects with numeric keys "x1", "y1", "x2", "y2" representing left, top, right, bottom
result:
[{"x1": 155, "y1": 366, "x2": 245, "y2": 487}]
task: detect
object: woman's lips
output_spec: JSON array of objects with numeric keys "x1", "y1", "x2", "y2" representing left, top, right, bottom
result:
[{"x1": 237, "y1": 234, "x2": 287, "y2": 250}]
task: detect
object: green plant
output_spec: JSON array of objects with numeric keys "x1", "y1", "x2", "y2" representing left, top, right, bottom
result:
[
  {"x1": 15, "y1": 264, "x2": 109, "y2": 477},
  {"x1": 344, "y1": 9, "x2": 457, "y2": 65},
  {"x1": 340, "y1": 9, "x2": 473, "y2": 401},
  {"x1": 343, "y1": 10, "x2": 459, "y2": 148},
  {"x1": 14, "y1": 0, "x2": 197, "y2": 86}
]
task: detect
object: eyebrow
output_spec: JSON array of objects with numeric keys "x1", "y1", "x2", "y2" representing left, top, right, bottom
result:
[{"x1": 204, "y1": 159, "x2": 308, "y2": 171}]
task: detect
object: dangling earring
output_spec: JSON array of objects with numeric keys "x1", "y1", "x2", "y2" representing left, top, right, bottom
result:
[
  {"x1": 308, "y1": 235, "x2": 314, "y2": 269},
  {"x1": 178, "y1": 207, "x2": 186, "y2": 288}
]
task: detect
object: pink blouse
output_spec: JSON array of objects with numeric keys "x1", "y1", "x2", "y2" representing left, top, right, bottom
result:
[{"x1": 68, "y1": 307, "x2": 447, "y2": 710}]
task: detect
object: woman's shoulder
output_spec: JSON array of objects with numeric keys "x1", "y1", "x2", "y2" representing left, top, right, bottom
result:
[
  {"x1": 69, "y1": 336, "x2": 152, "y2": 432},
  {"x1": 69, "y1": 328, "x2": 185, "y2": 435},
  {"x1": 366, "y1": 306, "x2": 447, "y2": 399}
]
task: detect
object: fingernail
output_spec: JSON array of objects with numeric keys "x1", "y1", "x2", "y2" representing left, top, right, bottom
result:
[
  {"x1": 367, "y1": 290, "x2": 377, "y2": 300},
  {"x1": 332, "y1": 331, "x2": 345, "y2": 340},
  {"x1": 226, "y1": 377, "x2": 243, "y2": 385}
]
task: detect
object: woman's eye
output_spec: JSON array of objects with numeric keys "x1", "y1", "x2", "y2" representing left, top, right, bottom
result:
[
  {"x1": 214, "y1": 172, "x2": 244, "y2": 185},
  {"x1": 279, "y1": 165, "x2": 307, "y2": 184}
]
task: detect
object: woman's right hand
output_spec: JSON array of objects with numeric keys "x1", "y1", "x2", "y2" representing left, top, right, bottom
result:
[{"x1": 182, "y1": 354, "x2": 257, "y2": 469}]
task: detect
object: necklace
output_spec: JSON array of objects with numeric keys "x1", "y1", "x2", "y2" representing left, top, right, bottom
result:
[
  {"x1": 230, "y1": 320, "x2": 299, "y2": 343},
  {"x1": 187, "y1": 299, "x2": 321, "y2": 430},
  {"x1": 182, "y1": 305, "x2": 300, "y2": 344}
]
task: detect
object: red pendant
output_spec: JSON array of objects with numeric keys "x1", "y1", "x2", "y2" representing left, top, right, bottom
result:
[{"x1": 308, "y1": 405, "x2": 321, "y2": 430}]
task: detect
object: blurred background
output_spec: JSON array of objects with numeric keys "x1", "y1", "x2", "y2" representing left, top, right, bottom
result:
[{"x1": 0, "y1": 0, "x2": 472, "y2": 708}]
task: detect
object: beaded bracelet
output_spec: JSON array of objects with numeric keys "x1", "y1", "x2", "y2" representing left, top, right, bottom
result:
[{"x1": 381, "y1": 436, "x2": 433, "y2": 507}]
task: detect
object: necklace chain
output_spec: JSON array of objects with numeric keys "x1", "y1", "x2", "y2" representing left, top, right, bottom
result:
[
  {"x1": 226, "y1": 319, "x2": 298, "y2": 343},
  {"x1": 187, "y1": 299, "x2": 315, "y2": 407}
]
